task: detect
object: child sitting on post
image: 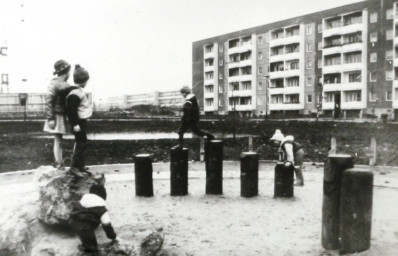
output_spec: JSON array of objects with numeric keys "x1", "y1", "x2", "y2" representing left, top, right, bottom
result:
[
  {"x1": 270, "y1": 129, "x2": 305, "y2": 186},
  {"x1": 69, "y1": 184, "x2": 117, "y2": 253}
]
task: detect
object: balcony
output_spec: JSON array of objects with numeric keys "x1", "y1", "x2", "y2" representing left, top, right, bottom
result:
[
  {"x1": 204, "y1": 51, "x2": 215, "y2": 59},
  {"x1": 269, "y1": 87, "x2": 285, "y2": 95},
  {"x1": 269, "y1": 35, "x2": 300, "y2": 47},
  {"x1": 394, "y1": 58, "x2": 398, "y2": 67},
  {"x1": 204, "y1": 65, "x2": 215, "y2": 72},
  {"x1": 394, "y1": 80, "x2": 398, "y2": 88},
  {"x1": 269, "y1": 71, "x2": 285, "y2": 79},
  {"x1": 341, "y1": 100, "x2": 364, "y2": 109},
  {"x1": 204, "y1": 92, "x2": 215, "y2": 98},
  {"x1": 239, "y1": 59, "x2": 252, "y2": 67},
  {"x1": 204, "y1": 79, "x2": 214, "y2": 85},
  {"x1": 323, "y1": 65, "x2": 342, "y2": 74},
  {"x1": 228, "y1": 44, "x2": 252, "y2": 55},
  {"x1": 393, "y1": 88, "x2": 398, "y2": 108},
  {"x1": 227, "y1": 104, "x2": 255, "y2": 111},
  {"x1": 342, "y1": 42, "x2": 363, "y2": 53},
  {"x1": 284, "y1": 52, "x2": 300, "y2": 61},
  {"x1": 323, "y1": 26, "x2": 343, "y2": 38},
  {"x1": 323, "y1": 45, "x2": 342, "y2": 56},
  {"x1": 323, "y1": 83, "x2": 341, "y2": 92},
  {"x1": 269, "y1": 102, "x2": 302, "y2": 110},
  {"x1": 204, "y1": 104, "x2": 217, "y2": 111},
  {"x1": 341, "y1": 62, "x2": 362, "y2": 72},
  {"x1": 283, "y1": 86, "x2": 301, "y2": 94},
  {"x1": 270, "y1": 54, "x2": 285, "y2": 63},
  {"x1": 340, "y1": 23, "x2": 363, "y2": 35},
  {"x1": 283, "y1": 69, "x2": 300, "y2": 78},
  {"x1": 322, "y1": 102, "x2": 335, "y2": 110},
  {"x1": 227, "y1": 74, "x2": 252, "y2": 83},
  {"x1": 228, "y1": 61, "x2": 240, "y2": 69},
  {"x1": 340, "y1": 82, "x2": 364, "y2": 91},
  {"x1": 227, "y1": 90, "x2": 252, "y2": 97},
  {"x1": 269, "y1": 37, "x2": 286, "y2": 47}
]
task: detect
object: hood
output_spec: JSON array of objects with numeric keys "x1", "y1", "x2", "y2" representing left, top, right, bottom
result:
[
  {"x1": 281, "y1": 135, "x2": 294, "y2": 145},
  {"x1": 80, "y1": 193, "x2": 106, "y2": 208}
]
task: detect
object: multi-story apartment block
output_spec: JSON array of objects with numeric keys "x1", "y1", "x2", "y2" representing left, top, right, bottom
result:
[{"x1": 193, "y1": 0, "x2": 398, "y2": 119}]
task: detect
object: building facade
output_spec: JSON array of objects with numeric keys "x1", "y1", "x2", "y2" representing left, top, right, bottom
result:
[
  {"x1": 108, "y1": 90, "x2": 183, "y2": 109},
  {"x1": 193, "y1": 0, "x2": 398, "y2": 119}
]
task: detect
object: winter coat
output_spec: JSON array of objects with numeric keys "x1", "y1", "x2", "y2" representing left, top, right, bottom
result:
[
  {"x1": 182, "y1": 94, "x2": 200, "y2": 123},
  {"x1": 66, "y1": 86, "x2": 93, "y2": 127},
  {"x1": 280, "y1": 135, "x2": 303, "y2": 163},
  {"x1": 45, "y1": 77, "x2": 71, "y2": 120}
]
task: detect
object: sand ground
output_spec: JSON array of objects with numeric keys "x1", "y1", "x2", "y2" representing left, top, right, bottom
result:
[{"x1": 0, "y1": 161, "x2": 397, "y2": 256}]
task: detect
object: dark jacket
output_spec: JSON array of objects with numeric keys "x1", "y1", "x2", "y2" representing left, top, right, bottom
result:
[
  {"x1": 44, "y1": 77, "x2": 71, "y2": 120},
  {"x1": 69, "y1": 193, "x2": 116, "y2": 239},
  {"x1": 65, "y1": 86, "x2": 93, "y2": 127},
  {"x1": 182, "y1": 94, "x2": 200, "y2": 123}
]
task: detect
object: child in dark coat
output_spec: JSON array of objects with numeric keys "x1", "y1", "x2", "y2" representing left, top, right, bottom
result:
[
  {"x1": 69, "y1": 184, "x2": 117, "y2": 253},
  {"x1": 177, "y1": 86, "x2": 214, "y2": 146}
]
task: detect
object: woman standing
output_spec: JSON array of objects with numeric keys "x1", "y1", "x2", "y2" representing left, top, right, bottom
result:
[{"x1": 43, "y1": 60, "x2": 71, "y2": 169}]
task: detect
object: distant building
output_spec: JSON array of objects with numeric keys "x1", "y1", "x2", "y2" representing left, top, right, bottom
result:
[
  {"x1": 193, "y1": 0, "x2": 398, "y2": 120},
  {"x1": 108, "y1": 90, "x2": 183, "y2": 109}
]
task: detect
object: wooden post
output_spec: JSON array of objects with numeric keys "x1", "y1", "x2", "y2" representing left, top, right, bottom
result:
[
  {"x1": 170, "y1": 147, "x2": 188, "y2": 196},
  {"x1": 205, "y1": 140, "x2": 223, "y2": 195},
  {"x1": 321, "y1": 154, "x2": 354, "y2": 250},
  {"x1": 274, "y1": 163, "x2": 294, "y2": 198},
  {"x1": 339, "y1": 168, "x2": 373, "y2": 254},
  {"x1": 330, "y1": 137, "x2": 337, "y2": 154},
  {"x1": 134, "y1": 154, "x2": 154, "y2": 197},
  {"x1": 369, "y1": 137, "x2": 376, "y2": 166},
  {"x1": 240, "y1": 152, "x2": 259, "y2": 197}
]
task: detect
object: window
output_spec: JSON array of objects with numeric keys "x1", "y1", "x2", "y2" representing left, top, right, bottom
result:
[
  {"x1": 386, "y1": 29, "x2": 393, "y2": 40},
  {"x1": 205, "y1": 59, "x2": 214, "y2": 67},
  {"x1": 369, "y1": 91, "x2": 377, "y2": 102},
  {"x1": 348, "y1": 72, "x2": 361, "y2": 83},
  {"x1": 205, "y1": 45, "x2": 214, "y2": 53},
  {"x1": 258, "y1": 36, "x2": 263, "y2": 44},
  {"x1": 241, "y1": 66, "x2": 252, "y2": 75},
  {"x1": 344, "y1": 13, "x2": 362, "y2": 25},
  {"x1": 219, "y1": 84, "x2": 223, "y2": 93},
  {"x1": 205, "y1": 71, "x2": 214, "y2": 80},
  {"x1": 344, "y1": 52, "x2": 361, "y2": 63},
  {"x1": 270, "y1": 62, "x2": 284, "y2": 72},
  {"x1": 318, "y1": 59, "x2": 322, "y2": 68},
  {"x1": 240, "y1": 51, "x2": 251, "y2": 61},
  {"x1": 326, "y1": 17, "x2": 341, "y2": 29},
  {"x1": 219, "y1": 44, "x2": 223, "y2": 52},
  {"x1": 324, "y1": 54, "x2": 341, "y2": 66},
  {"x1": 306, "y1": 25, "x2": 313, "y2": 35},
  {"x1": 386, "y1": 70, "x2": 393, "y2": 80},
  {"x1": 306, "y1": 77, "x2": 313, "y2": 86},
  {"x1": 1, "y1": 74, "x2": 9, "y2": 84},
  {"x1": 229, "y1": 39, "x2": 239, "y2": 48},
  {"x1": 271, "y1": 79, "x2": 284, "y2": 88},
  {"x1": 307, "y1": 60, "x2": 313, "y2": 69},
  {"x1": 286, "y1": 26, "x2": 300, "y2": 37},
  {"x1": 324, "y1": 73, "x2": 341, "y2": 84},
  {"x1": 386, "y1": 9, "x2": 394, "y2": 20},
  {"x1": 271, "y1": 94, "x2": 284, "y2": 104},
  {"x1": 306, "y1": 43, "x2": 312, "y2": 52},
  {"x1": 370, "y1": 12, "x2": 378, "y2": 23},
  {"x1": 271, "y1": 46, "x2": 284, "y2": 56},
  {"x1": 325, "y1": 93, "x2": 334, "y2": 102},
  {"x1": 205, "y1": 85, "x2": 214, "y2": 93},
  {"x1": 229, "y1": 68, "x2": 239, "y2": 77},
  {"x1": 229, "y1": 54, "x2": 240, "y2": 63},
  {"x1": 286, "y1": 77, "x2": 299, "y2": 87},
  {"x1": 219, "y1": 99, "x2": 223, "y2": 106},
  {"x1": 219, "y1": 58, "x2": 224, "y2": 66},
  {"x1": 370, "y1": 72, "x2": 377, "y2": 82},
  {"x1": 386, "y1": 50, "x2": 393, "y2": 60},
  {"x1": 318, "y1": 42, "x2": 322, "y2": 51},
  {"x1": 370, "y1": 52, "x2": 377, "y2": 62},
  {"x1": 205, "y1": 98, "x2": 214, "y2": 106},
  {"x1": 230, "y1": 82, "x2": 239, "y2": 91},
  {"x1": 258, "y1": 82, "x2": 263, "y2": 90},
  {"x1": 219, "y1": 72, "x2": 223, "y2": 80},
  {"x1": 271, "y1": 30, "x2": 284, "y2": 39},
  {"x1": 257, "y1": 97, "x2": 263, "y2": 105},
  {"x1": 258, "y1": 52, "x2": 263, "y2": 60},
  {"x1": 285, "y1": 94, "x2": 300, "y2": 103},
  {"x1": 318, "y1": 23, "x2": 323, "y2": 33},
  {"x1": 285, "y1": 44, "x2": 299, "y2": 53},
  {"x1": 240, "y1": 97, "x2": 252, "y2": 105},
  {"x1": 287, "y1": 61, "x2": 299, "y2": 70},
  {"x1": 344, "y1": 32, "x2": 362, "y2": 44},
  {"x1": 370, "y1": 32, "x2": 378, "y2": 43},
  {"x1": 324, "y1": 36, "x2": 341, "y2": 47},
  {"x1": 386, "y1": 91, "x2": 392, "y2": 101},
  {"x1": 258, "y1": 67, "x2": 263, "y2": 75},
  {"x1": 345, "y1": 91, "x2": 361, "y2": 102},
  {"x1": 242, "y1": 81, "x2": 251, "y2": 90},
  {"x1": 307, "y1": 94, "x2": 313, "y2": 103}
]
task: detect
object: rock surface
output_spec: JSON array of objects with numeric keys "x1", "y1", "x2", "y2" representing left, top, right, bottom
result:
[{"x1": 36, "y1": 166, "x2": 104, "y2": 226}]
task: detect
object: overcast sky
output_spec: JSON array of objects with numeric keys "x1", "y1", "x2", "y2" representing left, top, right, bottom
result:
[{"x1": 0, "y1": 0, "x2": 364, "y2": 101}]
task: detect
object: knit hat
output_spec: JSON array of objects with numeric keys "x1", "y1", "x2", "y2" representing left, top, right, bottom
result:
[
  {"x1": 73, "y1": 64, "x2": 90, "y2": 84},
  {"x1": 180, "y1": 86, "x2": 191, "y2": 94},
  {"x1": 89, "y1": 184, "x2": 107, "y2": 200},
  {"x1": 270, "y1": 129, "x2": 284, "y2": 142},
  {"x1": 53, "y1": 60, "x2": 71, "y2": 75}
]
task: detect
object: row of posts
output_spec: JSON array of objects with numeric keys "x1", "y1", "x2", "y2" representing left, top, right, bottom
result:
[
  {"x1": 135, "y1": 142, "x2": 374, "y2": 255},
  {"x1": 135, "y1": 140, "x2": 294, "y2": 198}
]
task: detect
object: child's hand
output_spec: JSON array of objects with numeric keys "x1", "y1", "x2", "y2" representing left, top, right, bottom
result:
[
  {"x1": 73, "y1": 125, "x2": 81, "y2": 132},
  {"x1": 284, "y1": 161, "x2": 292, "y2": 167},
  {"x1": 48, "y1": 120, "x2": 56, "y2": 129}
]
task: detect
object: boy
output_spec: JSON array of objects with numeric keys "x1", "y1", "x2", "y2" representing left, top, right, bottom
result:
[
  {"x1": 270, "y1": 129, "x2": 305, "y2": 186},
  {"x1": 69, "y1": 184, "x2": 117, "y2": 253},
  {"x1": 66, "y1": 65, "x2": 92, "y2": 178},
  {"x1": 177, "y1": 86, "x2": 214, "y2": 147}
]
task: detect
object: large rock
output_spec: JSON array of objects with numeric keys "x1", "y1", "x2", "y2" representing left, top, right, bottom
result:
[{"x1": 35, "y1": 166, "x2": 105, "y2": 226}]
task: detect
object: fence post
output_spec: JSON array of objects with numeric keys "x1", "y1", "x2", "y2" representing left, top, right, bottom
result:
[
  {"x1": 274, "y1": 163, "x2": 294, "y2": 198},
  {"x1": 134, "y1": 154, "x2": 154, "y2": 197},
  {"x1": 170, "y1": 147, "x2": 189, "y2": 196},
  {"x1": 205, "y1": 140, "x2": 223, "y2": 195},
  {"x1": 240, "y1": 152, "x2": 258, "y2": 197}
]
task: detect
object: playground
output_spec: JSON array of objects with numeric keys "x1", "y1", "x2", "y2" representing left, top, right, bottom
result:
[{"x1": 1, "y1": 161, "x2": 397, "y2": 256}]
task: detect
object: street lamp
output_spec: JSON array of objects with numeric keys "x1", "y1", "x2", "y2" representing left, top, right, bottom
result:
[{"x1": 263, "y1": 74, "x2": 270, "y2": 119}]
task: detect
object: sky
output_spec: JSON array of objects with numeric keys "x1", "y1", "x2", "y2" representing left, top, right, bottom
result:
[{"x1": 0, "y1": 0, "x2": 365, "y2": 102}]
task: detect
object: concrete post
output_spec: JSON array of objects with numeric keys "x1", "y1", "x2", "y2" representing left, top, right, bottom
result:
[
  {"x1": 339, "y1": 168, "x2": 373, "y2": 254},
  {"x1": 330, "y1": 137, "x2": 337, "y2": 154},
  {"x1": 170, "y1": 147, "x2": 188, "y2": 196},
  {"x1": 134, "y1": 154, "x2": 154, "y2": 197},
  {"x1": 369, "y1": 137, "x2": 376, "y2": 166},
  {"x1": 240, "y1": 152, "x2": 259, "y2": 197},
  {"x1": 321, "y1": 154, "x2": 354, "y2": 250},
  {"x1": 274, "y1": 163, "x2": 294, "y2": 198},
  {"x1": 205, "y1": 140, "x2": 223, "y2": 195}
]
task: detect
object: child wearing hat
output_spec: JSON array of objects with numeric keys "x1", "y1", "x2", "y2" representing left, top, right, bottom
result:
[
  {"x1": 177, "y1": 85, "x2": 215, "y2": 147},
  {"x1": 270, "y1": 129, "x2": 305, "y2": 186},
  {"x1": 43, "y1": 60, "x2": 72, "y2": 170},
  {"x1": 69, "y1": 184, "x2": 117, "y2": 253},
  {"x1": 66, "y1": 65, "x2": 92, "y2": 178}
]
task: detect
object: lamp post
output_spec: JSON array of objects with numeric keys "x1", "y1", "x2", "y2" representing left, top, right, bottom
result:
[{"x1": 263, "y1": 74, "x2": 270, "y2": 119}]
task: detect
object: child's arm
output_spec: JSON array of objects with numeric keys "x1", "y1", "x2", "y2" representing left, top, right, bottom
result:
[
  {"x1": 66, "y1": 94, "x2": 81, "y2": 130},
  {"x1": 182, "y1": 101, "x2": 193, "y2": 122},
  {"x1": 284, "y1": 143, "x2": 295, "y2": 164},
  {"x1": 100, "y1": 212, "x2": 117, "y2": 240},
  {"x1": 44, "y1": 85, "x2": 56, "y2": 122}
]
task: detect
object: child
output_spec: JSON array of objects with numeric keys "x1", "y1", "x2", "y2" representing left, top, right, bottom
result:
[
  {"x1": 270, "y1": 129, "x2": 305, "y2": 186},
  {"x1": 177, "y1": 86, "x2": 214, "y2": 147},
  {"x1": 66, "y1": 65, "x2": 92, "y2": 178},
  {"x1": 69, "y1": 184, "x2": 117, "y2": 253},
  {"x1": 43, "y1": 60, "x2": 71, "y2": 169}
]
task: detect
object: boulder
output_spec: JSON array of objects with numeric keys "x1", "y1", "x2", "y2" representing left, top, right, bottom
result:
[{"x1": 35, "y1": 166, "x2": 105, "y2": 226}]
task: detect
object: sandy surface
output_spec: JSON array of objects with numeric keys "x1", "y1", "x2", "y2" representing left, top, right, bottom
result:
[{"x1": 1, "y1": 162, "x2": 398, "y2": 256}]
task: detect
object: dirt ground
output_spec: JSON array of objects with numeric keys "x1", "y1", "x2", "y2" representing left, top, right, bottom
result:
[{"x1": 1, "y1": 162, "x2": 397, "y2": 256}]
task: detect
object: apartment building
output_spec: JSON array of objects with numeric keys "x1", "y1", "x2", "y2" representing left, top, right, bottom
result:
[
  {"x1": 192, "y1": 0, "x2": 398, "y2": 119},
  {"x1": 109, "y1": 90, "x2": 183, "y2": 109}
]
